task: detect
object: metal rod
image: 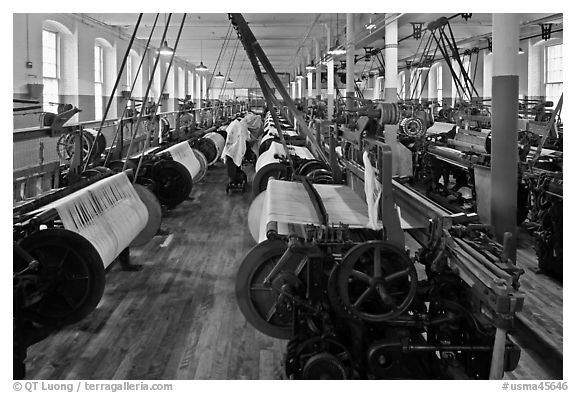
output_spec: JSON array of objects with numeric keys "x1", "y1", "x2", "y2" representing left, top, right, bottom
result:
[
  {"x1": 103, "y1": 14, "x2": 160, "y2": 166},
  {"x1": 83, "y1": 13, "x2": 143, "y2": 172},
  {"x1": 122, "y1": 14, "x2": 172, "y2": 172}
]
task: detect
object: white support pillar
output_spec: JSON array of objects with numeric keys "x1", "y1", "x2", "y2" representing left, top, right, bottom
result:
[
  {"x1": 306, "y1": 48, "x2": 313, "y2": 98},
  {"x1": 490, "y1": 13, "x2": 519, "y2": 252},
  {"x1": 483, "y1": 52, "x2": 493, "y2": 103},
  {"x1": 428, "y1": 64, "x2": 438, "y2": 103},
  {"x1": 384, "y1": 17, "x2": 408, "y2": 176},
  {"x1": 346, "y1": 13, "x2": 355, "y2": 110},
  {"x1": 441, "y1": 59, "x2": 453, "y2": 106},
  {"x1": 326, "y1": 24, "x2": 334, "y2": 121},
  {"x1": 315, "y1": 38, "x2": 322, "y2": 99},
  {"x1": 419, "y1": 69, "x2": 429, "y2": 101}
]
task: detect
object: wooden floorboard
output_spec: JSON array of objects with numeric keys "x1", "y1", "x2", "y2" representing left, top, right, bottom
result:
[
  {"x1": 23, "y1": 164, "x2": 560, "y2": 380},
  {"x1": 24, "y1": 163, "x2": 287, "y2": 380}
]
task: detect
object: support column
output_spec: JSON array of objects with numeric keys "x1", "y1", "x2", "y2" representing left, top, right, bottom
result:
[
  {"x1": 483, "y1": 53, "x2": 493, "y2": 102},
  {"x1": 346, "y1": 13, "x2": 355, "y2": 110},
  {"x1": 383, "y1": 18, "x2": 404, "y2": 176},
  {"x1": 527, "y1": 38, "x2": 545, "y2": 101},
  {"x1": 315, "y1": 38, "x2": 322, "y2": 99},
  {"x1": 202, "y1": 75, "x2": 208, "y2": 100},
  {"x1": 428, "y1": 64, "x2": 438, "y2": 103},
  {"x1": 440, "y1": 60, "x2": 453, "y2": 107},
  {"x1": 195, "y1": 71, "x2": 201, "y2": 108},
  {"x1": 419, "y1": 69, "x2": 429, "y2": 101},
  {"x1": 326, "y1": 24, "x2": 334, "y2": 121},
  {"x1": 491, "y1": 13, "x2": 519, "y2": 253},
  {"x1": 306, "y1": 48, "x2": 313, "y2": 98}
]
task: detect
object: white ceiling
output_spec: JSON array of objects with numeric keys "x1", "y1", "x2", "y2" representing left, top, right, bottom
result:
[{"x1": 81, "y1": 12, "x2": 563, "y2": 89}]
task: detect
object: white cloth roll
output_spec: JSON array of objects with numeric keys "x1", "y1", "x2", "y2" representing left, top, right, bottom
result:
[
  {"x1": 164, "y1": 141, "x2": 201, "y2": 181},
  {"x1": 363, "y1": 151, "x2": 382, "y2": 230},
  {"x1": 36, "y1": 173, "x2": 148, "y2": 267}
]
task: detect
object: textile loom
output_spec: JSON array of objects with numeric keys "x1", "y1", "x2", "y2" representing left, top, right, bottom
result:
[
  {"x1": 236, "y1": 132, "x2": 523, "y2": 379},
  {"x1": 13, "y1": 172, "x2": 157, "y2": 378}
]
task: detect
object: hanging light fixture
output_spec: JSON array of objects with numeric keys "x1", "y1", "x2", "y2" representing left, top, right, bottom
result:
[
  {"x1": 226, "y1": 77, "x2": 234, "y2": 84},
  {"x1": 214, "y1": 71, "x2": 225, "y2": 79},
  {"x1": 365, "y1": 15, "x2": 376, "y2": 30},
  {"x1": 305, "y1": 62, "x2": 316, "y2": 71},
  {"x1": 157, "y1": 14, "x2": 174, "y2": 56},
  {"x1": 327, "y1": 14, "x2": 346, "y2": 55},
  {"x1": 196, "y1": 39, "x2": 209, "y2": 72},
  {"x1": 518, "y1": 47, "x2": 524, "y2": 54},
  {"x1": 158, "y1": 40, "x2": 174, "y2": 56}
]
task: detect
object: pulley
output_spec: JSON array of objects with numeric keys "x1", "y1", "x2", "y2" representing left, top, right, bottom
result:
[
  {"x1": 56, "y1": 128, "x2": 107, "y2": 164},
  {"x1": 14, "y1": 228, "x2": 106, "y2": 327},
  {"x1": 150, "y1": 159, "x2": 193, "y2": 209},
  {"x1": 399, "y1": 117, "x2": 426, "y2": 138},
  {"x1": 286, "y1": 336, "x2": 352, "y2": 379},
  {"x1": 235, "y1": 239, "x2": 305, "y2": 339},
  {"x1": 336, "y1": 241, "x2": 418, "y2": 322}
]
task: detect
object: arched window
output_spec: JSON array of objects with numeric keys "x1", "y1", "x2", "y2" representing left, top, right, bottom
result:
[
  {"x1": 126, "y1": 50, "x2": 142, "y2": 98},
  {"x1": 42, "y1": 19, "x2": 76, "y2": 116},
  {"x1": 42, "y1": 29, "x2": 59, "y2": 112},
  {"x1": 94, "y1": 37, "x2": 115, "y2": 120},
  {"x1": 94, "y1": 44, "x2": 104, "y2": 119}
]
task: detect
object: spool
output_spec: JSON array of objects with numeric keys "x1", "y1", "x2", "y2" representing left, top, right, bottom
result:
[
  {"x1": 378, "y1": 103, "x2": 401, "y2": 126},
  {"x1": 191, "y1": 148, "x2": 208, "y2": 183},
  {"x1": 204, "y1": 132, "x2": 226, "y2": 156},
  {"x1": 252, "y1": 162, "x2": 289, "y2": 198},
  {"x1": 248, "y1": 191, "x2": 266, "y2": 242},
  {"x1": 151, "y1": 159, "x2": 193, "y2": 208},
  {"x1": 258, "y1": 134, "x2": 279, "y2": 155},
  {"x1": 202, "y1": 132, "x2": 226, "y2": 165},
  {"x1": 216, "y1": 129, "x2": 228, "y2": 141},
  {"x1": 15, "y1": 228, "x2": 106, "y2": 326},
  {"x1": 191, "y1": 138, "x2": 218, "y2": 166},
  {"x1": 130, "y1": 184, "x2": 162, "y2": 247}
]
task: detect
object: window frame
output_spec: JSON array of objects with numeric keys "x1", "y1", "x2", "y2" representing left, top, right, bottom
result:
[
  {"x1": 544, "y1": 43, "x2": 563, "y2": 105},
  {"x1": 94, "y1": 44, "x2": 105, "y2": 119},
  {"x1": 42, "y1": 29, "x2": 60, "y2": 112}
]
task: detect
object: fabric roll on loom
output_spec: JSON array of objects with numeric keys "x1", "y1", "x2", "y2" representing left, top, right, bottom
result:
[
  {"x1": 252, "y1": 141, "x2": 316, "y2": 197},
  {"x1": 249, "y1": 179, "x2": 379, "y2": 243},
  {"x1": 203, "y1": 132, "x2": 226, "y2": 165},
  {"x1": 31, "y1": 172, "x2": 149, "y2": 267},
  {"x1": 19, "y1": 172, "x2": 153, "y2": 325},
  {"x1": 162, "y1": 141, "x2": 206, "y2": 186},
  {"x1": 190, "y1": 138, "x2": 218, "y2": 166}
]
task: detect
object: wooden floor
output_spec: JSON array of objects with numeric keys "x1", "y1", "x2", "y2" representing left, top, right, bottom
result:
[
  {"x1": 24, "y1": 164, "x2": 562, "y2": 380},
  {"x1": 25, "y1": 164, "x2": 285, "y2": 380}
]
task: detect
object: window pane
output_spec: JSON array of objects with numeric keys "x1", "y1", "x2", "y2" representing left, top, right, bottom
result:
[
  {"x1": 42, "y1": 30, "x2": 59, "y2": 79},
  {"x1": 546, "y1": 44, "x2": 563, "y2": 83},
  {"x1": 43, "y1": 77, "x2": 59, "y2": 112},
  {"x1": 95, "y1": 82, "x2": 103, "y2": 119},
  {"x1": 94, "y1": 46, "x2": 103, "y2": 83}
]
